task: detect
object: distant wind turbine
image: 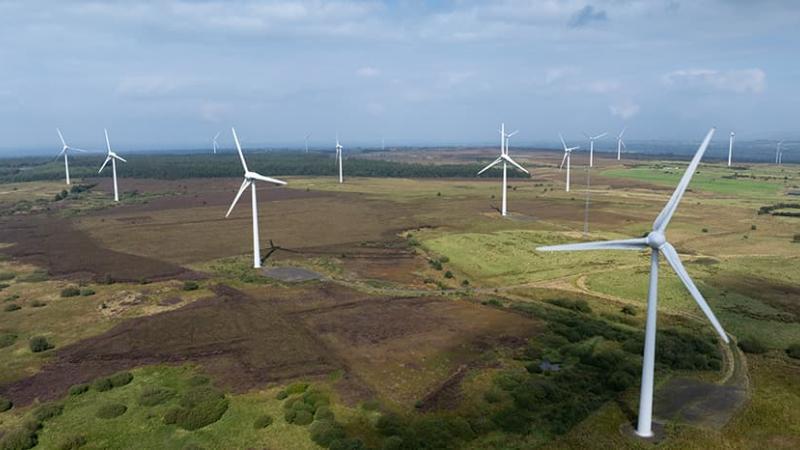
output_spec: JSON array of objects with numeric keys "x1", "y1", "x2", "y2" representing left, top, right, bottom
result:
[
  {"x1": 727, "y1": 132, "x2": 735, "y2": 167},
  {"x1": 212, "y1": 131, "x2": 220, "y2": 154},
  {"x1": 538, "y1": 128, "x2": 727, "y2": 439},
  {"x1": 304, "y1": 132, "x2": 312, "y2": 153},
  {"x1": 583, "y1": 131, "x2": 607, "y2": 167},
  {"x1": 225, "y1": 128, "x2": 287, "y2": 269},
  {"x1": 98, "y1": 129, "x2": 127, "y2": 202},
  {"x1": 776, "y1": 140, "x2": 784, "y2": 164},
  {"x1": 616, "y1": 128, "x2": 627, "y2": 161},
  {"x1": 558, "y1": 133, "x2": 579, "y2": 192},
  {"x1": 56, "y1": 128, "x2": 88, "y2": 185},
  {"x1": 477, "y1": 123, "x2": 529, "y2": 216},
  {"x1": 335, "y1": 135, "x2": 343, "y2": 183}
]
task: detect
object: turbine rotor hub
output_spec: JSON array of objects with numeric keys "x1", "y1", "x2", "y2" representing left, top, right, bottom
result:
[{"x1": 646, "y1": 231, "x2": 667, "y2": 249}]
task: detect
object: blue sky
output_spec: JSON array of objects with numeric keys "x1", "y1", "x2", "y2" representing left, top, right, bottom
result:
[{"x1": 1, "y1": 0, "x2": 798, "y2": 152}]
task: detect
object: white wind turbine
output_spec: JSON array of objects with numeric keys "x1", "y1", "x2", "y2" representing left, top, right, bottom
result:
[
  {"x1": 56, "y1": 128, "x2": 88, "y2": 185},
  {"x1": 776, "y1": 140, "x2": 784, "y2": 164},
  {"x1": 538, "y1": 128, "x2": 727, "y2": 439},
  {"x1": 583, "y1": 131, "x2": 607, "y2": 167},
  {"x1": 616, "y1": 128, "x2": 627, "y2": 161},
  {"x1": 558, "y1": 133, "x2": 579, "y2": 192},
  {"x1": 225, "y1": 128, "x2": 287, "y2": 269},
  {"x1": 304, "y1": 132, "x2": 312, "y2": 153},
  {"x1": 335, "y1": 135, "x2": 343, "y2": 183},
  {"x1": 98, "y1": 129, "x2": 127, "y2": 202},
  {"x1": 477, "y1": 123, "x2": 529, "y2": 216},
  {"x1": 212, "y1": 131, "x2": 221, "y2": 154},
  {"x1": 727, "y1": 132, "x2": 735, "y2": 167}
]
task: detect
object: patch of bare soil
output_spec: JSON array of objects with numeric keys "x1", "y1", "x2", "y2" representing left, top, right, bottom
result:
[
  {"x1": 653, "y1": 378, "x2": 747, "y2": 429},
  {"x1": 0, "y1": 214, "x2": 196, "y2": 282}
]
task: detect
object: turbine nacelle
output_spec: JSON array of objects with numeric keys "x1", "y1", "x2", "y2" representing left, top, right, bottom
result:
[{"x1": 646, "y1": 231, "x2": 666, "y2": 249}]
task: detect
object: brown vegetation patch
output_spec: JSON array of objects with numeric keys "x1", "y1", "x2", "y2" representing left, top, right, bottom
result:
[{"x1": 0, "y1": 215, "x2": 195, "y2": 282}]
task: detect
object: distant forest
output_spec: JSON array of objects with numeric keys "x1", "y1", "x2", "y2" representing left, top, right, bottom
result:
[{"x1": 0, "y1": 152, "x2": 529, "y2": 183}]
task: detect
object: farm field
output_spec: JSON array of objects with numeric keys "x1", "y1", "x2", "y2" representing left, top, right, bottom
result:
[{"x1": 0, "y1": 151, "x2": 798, "y2": 449}]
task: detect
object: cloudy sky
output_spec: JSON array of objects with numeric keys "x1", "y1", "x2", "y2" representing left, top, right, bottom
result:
[{"x1": 1, "y1": 0, "x2": 798, "y2": 152}]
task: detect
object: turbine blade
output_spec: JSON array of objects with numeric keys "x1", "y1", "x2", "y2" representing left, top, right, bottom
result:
[
  {"x1": 653, "y1": 128, "x2": 715, "y2": 231},
  {"x1": 98, "y1": 156, "x2": 111, "y2": 173},
  {"x1": 661, "y1": 243, "x2": 729, "y2": 343},
  {"x1": 104, "y1": 128, "x2": 112, "y2": 154},
  {"x1": 620, "y1": 140, "x2": 626, "y2": 150},
  {"x1": 56, "y1": 128, "x2": 66, "y2": 147},
  {"x1": 508, "y1": 130, "x2": 519, "y2": 137},
  {"x1": 214, "y1": 131, "x2": 221, "y2": 140},
  {"x1": 618, "y1": 127, "x2": 626, "y2": 139},
  {"x1": 231, "y1": 127, "x2": 249, "y2": 172},
  {"x1": 70, "y1": 147, "x2": 89, "y2": 152},
  {"x1": 559, "y1": 133, "x2": 568, "y2": 151},
  {"x1": 114, "y1": 154, "x2": 127, "y2": 163},
  {"x1": 537, "y1": 237, "x2": 648, "y2": 252},
  {"x1": 502, "y1": 155, "x2": 529, "y2": 174},
  {"x1": 594, "y1": 132, "x2": 608, "y2": 139},
  {"x1": 559, "y1": 152, "x2": 568, "y2": 169},
  {"x1": 249, "y1": 172, "x2": 287, "y2": 186},
  {"x1": 225, "y1": 179, "x2": 251, "y2": 217},
  {"x1": 477, "y1": 157, "x2": 502, "y2": 175}
]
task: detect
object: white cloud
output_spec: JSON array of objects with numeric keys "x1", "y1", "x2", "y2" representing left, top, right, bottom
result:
[
  {"x1": 609, "y1": 100, "x2": 640, "y2": 119},
  {"x1": 582, "y1": 79, "x2": 621, "y2": 94},
  {"x1": 544, "y1": 66, "x2": 580, "y2": 84},
  {"x1": 661, "y1": 68, "x2": 766, "y2": 94},
  {"x1": 356, "y1": 66, "x2": 381, "y2": 77}
]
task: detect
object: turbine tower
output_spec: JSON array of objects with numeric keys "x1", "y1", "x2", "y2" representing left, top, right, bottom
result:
[
  {"x1": 776, "y1": 140, "x2": 784, "y2": 164},
  {"x1": 558, "y1": 133, "x2": 579, "y2": 192},
  {"x1": 616, "y1": 128, "x2": 627, "y2": 161},
  {"x1": 56, "y1": 129, "x2": 87, "y2": 185},
  {"x1": 212, "y1": 131, "x2": 220, "y2": 154},
  {"x1": 477, "y1": 123, "x2": 529, "y2": 216},
  {"x1": 538, "y1": 128, "x2": 728, "y2": 439},
  {"x1": 225, "y1": 128, "x2": 287, "y2": 269},
  {"x1": 727, "y1": 132, "x2": 734, "y2": 167},
  {"x1": 304, "y1": 132, "x2": 312, "y2": 153},
  {"x1": 583, "y1": 131, "x2": 607, "y2": 167},
  {"x1": 98, "y1": 129, "x2": 127, "y2": 202},
  {"x1": 335, "y1": 135, "x2": 343, "y2": 183}
]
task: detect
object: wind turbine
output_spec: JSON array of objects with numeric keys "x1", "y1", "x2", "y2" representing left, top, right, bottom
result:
[
  {"x1": 98, "y1": 129, "x2": 127, "y2": 202},
  {"x1": 616, "y1": 128, "x2": 627, "y2": 161},
  {"x1": 335, "y1": 135, "x2": 343, "y2": 183},
  {"x1": 56, "y1": 129, "x2": 88, "y2": 185},
  {"x1": 477, "y1": 123, "x2": 529, "y2": 216},
  {"x1": 776, "y1": 140, "x2": 784, "y2": 164},
  {"x1": 212, "y1": 131, "x2": 220, "y2": 154},
  {"x1": 225, "y1": 128, "x2": 287, "y2": 269},
  {"x1": 538, "y1": 128, "x2": 727, "y2": 438},
  {"x1": 558, "y1": 133, "x2": 579, "y2": 192},
  {"x1": 727, "y1": 132, "x2": 735, "y2": 167},
  {"x1": 304, "y1": 132, "x2": 312, "y2": 153},
  {"x1": 583, "y1": 131, "x2": 607, "y2": 167}
]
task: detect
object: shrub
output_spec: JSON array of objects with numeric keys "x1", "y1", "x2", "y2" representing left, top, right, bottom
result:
[
  {"x1": 138, "y1": 386, "x2": 175, "y2": 406},
  {"x1": 382, "y1": 436, "x2": 404, "y2": 450},
  {"x1": 0, "y1": 283, "x2": 8, "y2": 290},
  {"x1": 444, "y1": 271, "x2": 454, "y2": 279},
  {"x1": 751, "y1": 224, "x2": 757, "y2": 231},
  {"x1": 329, "y1": 438, "x2": 366, "y2": 450},
  {"x1": 182, "y1": 281, "x2": 199, "y2": 291},
  {"x1": 0, "y1": 333, "x2": 17, "y2": 349},
  {"x1": 0, "y1": 272, "x2": 15, "y2": 281},
  {"x1": 29, "y1": 336, "x2": 53, "y2": 353},
  {"x1": 80, "y1": 288, "x2": 95, "y2": 297},
  {"x1": 701, "y1": 228, "x2": 709, "y2": 233},
  {"x1": 0, "y1": 427, "x2": 37, "y2": 450},
  {"x1": 96, "y1": 403, "x2": 127, "y2": 419},
  {"x1": 439, "y1": 256, "x2": 450, "y2": 263},
  {"x1": 621, "y1": 305, "x2": 637, "y2": 316},
  {"x1": 163, "y1": 387, "x2": 229, "y2": 430},
  {"x1": 4, "y1": 303, "x2": 21, "y2": 312},
  {"x1": 549, "y1": 298, "x2": 592, "y2": 314},
  {"x1": 187, "y1": 375, "x2": 210, "y2": 386},
  {"x1": 57, "y1": 434, "x2": 87, "y2": 450},
  {"x1": 314, "y1": 406, "x2": 334, "y2": 421},
  {"x1": 285, "y1": 382, "x2": 309, "y2": 395},
  {"x1": 461, "y1": 279, "x2": 470, "y2": 287},
  {"x1": 33, "y1": 403, "x2": 64, "y2": 422},
  {"x1": 109, "y1": 371, "x2": 133, "y2": 387},
  {"x1": 60, "y1": 287, "x2": 81, "y2": 298},
  {"x1": 786, "y1": 344, "x2": 800, "y2": 360},
  {"x1": 739, "y1": 338, "x2": 768, "y2": 354},
  {"x1": 68, "y1": 384, "x2": 90, "y2": 396},
  {"x1": 30, "y1": 300, "x2": 46, "y2": 308},
  {"x1": 428, "y1": 259, "x2": 443, "y2": 271},
  {"x1": 0, "y1": 396, "x2": 12, "y2": 412},
  {"x1": 3, "y1": 294, "x2": 19, "y2": 302},
  {"x1": 253, "y1": 414, "x2": 273, "y2": 429},
  {"x1": 292, "y1": 410, "x2": 313, "y2": 425},
  {"x1": 607, "y1": 371, "x2": 635, "y2": 391},
  {"x1": 18, "y1": 271, "x2": 48, "y2": 282},
  {"x1": 275, "y1": 390, "x2": 288, "y2": 400},
  {"x1": 309, "y1": 420, "x2": 346, "y2": 446},
  {"x1": 92, "y1": 377, "x2": 114, "y2": 392}
]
